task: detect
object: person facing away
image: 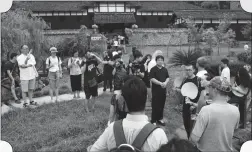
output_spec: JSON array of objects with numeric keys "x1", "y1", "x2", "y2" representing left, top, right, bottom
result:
[
  {"x1": 195, "y1": 57, "x2": 209, "y2": 113},
  {"x1": 88, "y1": 77, "x2": 168, "y2": 152},
  {"x1": 228, "y1": 67, "x2": 251, "y2": 128},
  {"x1": 17, "y1": 45, "x2": 37, "y2": 108},
  {"x1": 4, "y1": 53, "x2": 21, "y2": 104},
  {"x1": 103, "y1": 50, "x2": 114, "y2": 92},
  {"x1": 219, "y1": 58, "x2": 230, "y2": 83},
  {"x1": 157, "y1": 137, "x2": 199, "y2": 152},
  {"x1": 68, "y1": 48, "x2": 83, "y2": 99},
  {"x1": 190, "y1": 76, "x2": 240, "y2": 152},
  {"x1": 174, "y1": 64, "x2": 202, "y2": 139},
  {"x1": 149, "y1": 55, "x2": 170, "y2": 126},
  {"x1": 46, "y1": 47, "x2": 62, "y2": 102}
]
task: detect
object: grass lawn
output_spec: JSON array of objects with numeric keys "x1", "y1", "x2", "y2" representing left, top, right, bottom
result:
[{"x1": 1, "y1": 90, "x2": 182, "y2": 152}]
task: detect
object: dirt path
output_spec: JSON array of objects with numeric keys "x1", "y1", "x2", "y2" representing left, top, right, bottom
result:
[{"x1": 1, "y1": 88, "x2": 105, "y2": 115}]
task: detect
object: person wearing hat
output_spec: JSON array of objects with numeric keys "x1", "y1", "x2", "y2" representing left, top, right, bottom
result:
[
  {"x1": 46, "y1": 47, "x2": 62, "y2": 102},
  {"x1": 190, "y1": 76, "x2": 240, "y2": 152}
]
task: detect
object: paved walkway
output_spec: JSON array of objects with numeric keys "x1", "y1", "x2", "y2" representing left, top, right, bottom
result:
[{"x1": 1, "y1": 88, "x2": 104, "y2": 115}]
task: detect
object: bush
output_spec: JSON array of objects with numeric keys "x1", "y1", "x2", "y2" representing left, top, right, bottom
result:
[
  {"x1": 1, "y1": 9, "x2": 49, "y2": 61},
  {"x1": 203, "y1": 47, "x2": 213, "y2": 56},
  {"x1": 237, "y1": 52, "x2": 251, "y2": 64},
  {"x1": 169, "y1": 48, "x2": 204, "y2": 67}
]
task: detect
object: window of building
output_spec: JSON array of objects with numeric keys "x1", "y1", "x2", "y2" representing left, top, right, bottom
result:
[{"x1": 99, "y1": 2, "x2": 125, "y2": 12}]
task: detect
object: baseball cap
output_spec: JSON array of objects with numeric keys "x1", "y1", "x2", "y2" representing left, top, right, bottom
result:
[{"x1": 49, "y1": 47, "x2": 58, "y2": 53}]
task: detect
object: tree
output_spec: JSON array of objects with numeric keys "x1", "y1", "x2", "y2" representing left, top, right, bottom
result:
[
  {"x1": 1, "y1": 9, "x2": 49, "y2": 65},
  {"x1": 201, "y1": 1, "x2": 220, "y2": 9},
  {"x1": 185, "y1": 17, "x2": 204, "y2": 50},
  {"x1": 241, "y1": 22, "x2": 252, "y2": 40},
  {"x1": 223, "y1": 29, "x2": 236, "y2": 59},
  {"x1": 215, "y1": 13, "x2": 232, "y2": 55}
]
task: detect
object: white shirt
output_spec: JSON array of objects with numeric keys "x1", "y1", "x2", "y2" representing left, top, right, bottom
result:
[
  {"x1": 68, "y1": 57, "x2": 82, "y2": 75},
  {"x1": 17, "y1": 54, "x2": 36, "y2": 80},
  {"x1": 196, "y1": 70, "x2": 208, "y2": 79},
  {"x1": 46, "y1": 56, "x2": 62, "y2": 72},
  {"x1": 89, "y1": 114, "x2": 168, "y2": 152},
  {"x1": 113, "y1": 41, "x2": 119, "y2": 46},
  {"x1": 220, "y1": 67, "x2": 230, "y2": 83}
]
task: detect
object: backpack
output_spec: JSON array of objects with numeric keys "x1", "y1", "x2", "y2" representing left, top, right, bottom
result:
[{"x1": 110, "y1": 120, "x2": 159, "y2": 152}]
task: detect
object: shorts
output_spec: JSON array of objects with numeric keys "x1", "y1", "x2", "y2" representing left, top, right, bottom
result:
[
  {"x1": 48, "y1": 71, "x2": 60, "y2": 89},
  {"x1": 20, "y1": 78, "x2": 35, "y2": 92},
  {"x1": 84, "y1": 85, "x2": 98, "y2": 99}
]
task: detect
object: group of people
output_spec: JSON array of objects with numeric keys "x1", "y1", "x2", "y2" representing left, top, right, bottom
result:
[
  {"x1": 87, "y1": 50, "x2": 251, "y2": 152},
  {"x1": 3, "y1": 43, "x2": 251, "y2": 152}
]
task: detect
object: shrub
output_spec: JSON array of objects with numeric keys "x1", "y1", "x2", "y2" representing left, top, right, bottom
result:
[
  {"x1": 203, "y1": 47, "x2": 213, "y2": 56},
  {"x1": 1, "y1": 9, "x2": 49, "y2": 61},
  {"x1": 169, "y1": 48, "x2": 204, "y2": 67},
  {"x1": 237, "y1": 52, "x2": 251, "y2": 64}
]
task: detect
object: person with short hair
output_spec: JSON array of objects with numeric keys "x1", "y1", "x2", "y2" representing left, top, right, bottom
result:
[
  {"x1": 196, "y1": 57, "x2": 209, "y2": 113},
  {"x1": 174, "y1": 64, "x2": 202, "y2": 139},
  {"x1": 142, "y1": 54, "x2": 152, "y2": 102},
  {"x1": 88, "y1": 77, "x2": 168, "y2": 152},
  {"x1": 157, "y1": 137, "x2": 199, "y2": 152},
  {"x1": 4, "y1": 53, "x2": 21, "y2": 104},
  {"x1": 149, "y1": 55, "x2": 169, "y2": 126},
  {"x1": 190, "y1": 76, "x2": 240, "y2": 152},
  {"x1": 46, "y1": 47, "x2": 62, "y2": 102},
  {"x1": 103, "y1": 50, "x2": 113, "y2": 92},
  {"x1": 82, "y1": 51, "x2": 111, "y2": 113},
  {"x1": 128, "y1": 50, "x2": 145, "y2": 80},
  {"x1": 17, "y1": 45, "x2": 37, "y2": 107},
  {"x1": 68, "y1": 48, "x2": 82, "y2": 99},
  {"x1": 219, "y1": 58, "x2": 230, "y2": 83}
]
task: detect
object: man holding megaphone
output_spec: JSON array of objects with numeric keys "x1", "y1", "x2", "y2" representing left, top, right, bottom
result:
[{"x1": 174, "y1": 63, "x2": 202, "y2": 139}]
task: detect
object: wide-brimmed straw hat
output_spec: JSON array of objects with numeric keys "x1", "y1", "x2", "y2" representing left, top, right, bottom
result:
[{"x1": 49, "y1": 47, "x2": 58, "y2": 53}]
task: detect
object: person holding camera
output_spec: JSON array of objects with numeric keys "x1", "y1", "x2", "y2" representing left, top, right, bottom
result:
[
  {"x1": 68, "y1": 48, "x2": 83, "y2": 99},
  {"x1": 128, "y1": 50, "x2": 145, "y2": 80},
  {"x1": 103, "y1": 51, "x2": 113, "y2": 92}
]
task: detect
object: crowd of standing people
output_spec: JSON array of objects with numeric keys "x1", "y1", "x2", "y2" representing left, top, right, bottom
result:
[{"x1": 2, "y1": 39, "x2": 251, "y2": 152}]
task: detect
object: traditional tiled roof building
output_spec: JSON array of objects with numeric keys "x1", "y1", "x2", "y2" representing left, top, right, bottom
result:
[{"x1": 11, "y1": 1, "x2": 251, "y2": 40}]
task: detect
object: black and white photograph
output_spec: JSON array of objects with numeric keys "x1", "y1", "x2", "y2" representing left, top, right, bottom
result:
[{"x1": 1, "y1": 0, "x2": 251, "y2": 152}]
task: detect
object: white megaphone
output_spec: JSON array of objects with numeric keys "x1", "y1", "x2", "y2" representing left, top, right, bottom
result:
[{"x1": 0, "y1": 140, "x2": 13, "y2": 152}]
